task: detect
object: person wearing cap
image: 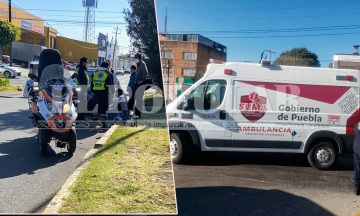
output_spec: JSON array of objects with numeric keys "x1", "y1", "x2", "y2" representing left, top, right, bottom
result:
[
  {"x1": 89, "y1": 61, "x2": 114, "y2": 128},
  {"x1": 133, "y1": 53, "x2": 149, "y2": 118}
]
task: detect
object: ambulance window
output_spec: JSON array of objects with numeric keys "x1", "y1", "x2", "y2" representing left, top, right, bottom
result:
[
  {"x1": 188, "y1": 81, "x2": 207, "y2": 110},
  {"x1": 204, "y1": 80, "x2": 227, "y2": 110}
]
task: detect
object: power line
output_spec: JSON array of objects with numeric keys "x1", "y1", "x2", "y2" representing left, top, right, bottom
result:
[
  {"x1": 207, "y1": 31, "x2": 360, "y2": 39},
  {"x1": 157, "y1": 12, "x2": 360, "y2": 21},
  {"x1": 157, "y1": 1, "x2": 360, "y2": 12},
  {"x1": 165, "y1": 24, "x2": 360, "y2": 34}
]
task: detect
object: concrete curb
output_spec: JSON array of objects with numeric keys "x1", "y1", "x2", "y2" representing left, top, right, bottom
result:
[
  {"x1": 95, "y1": 125, "x2": 118, "y2": 148},
  {"x1": 42, "y1": 125, "x2": 119, "y2": 214}
]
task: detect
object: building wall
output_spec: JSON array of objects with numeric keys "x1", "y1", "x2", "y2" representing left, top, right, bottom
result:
[
  {"x1": 18, "y1": 27, "x2": 57, "y2": 49},
  {"x1": 160, "y1": 40, "x2": 198, "y2": 79},
  {"x1": 196, "y1": 43, "x2": 227, "y2": 80},
  {"x1": 333, "y1": 54, "x2": 360, "y2": 70},
  {"x1": 56, "y1": 36, "x2": 98, "y2": 63},
  {"x1": 334, "y1": 61, "x2": 360, "y2": 70}
]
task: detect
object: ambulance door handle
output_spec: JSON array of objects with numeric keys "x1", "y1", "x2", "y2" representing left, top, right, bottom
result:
[{"x1": 220, "y1": 110, "x2": 226, "y2": 120}]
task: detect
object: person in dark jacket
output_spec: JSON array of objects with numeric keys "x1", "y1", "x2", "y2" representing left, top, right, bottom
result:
[
  {"x1": 89, "y1": 61, "x2": 114, "y2": 128},
  {"x1": 127, "y1": 65, "x2": 137, "y2": 111},
  {"x1": 74, "y1": 57, "x2": 89, "y2": 86},
  {"x1": 74, "y1": 57, "x2": 90, "y2": 120},
  {"x1": 133, "y1": 53, "x2": 149, "y2": 118},
  {"x1": 354, "y1": 121, "x2": 360, "y2": 195}
]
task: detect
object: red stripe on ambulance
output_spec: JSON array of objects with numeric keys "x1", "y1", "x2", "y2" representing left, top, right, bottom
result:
[{"x1": 239, "y1": 81, "x2": 351, "y2": 104}]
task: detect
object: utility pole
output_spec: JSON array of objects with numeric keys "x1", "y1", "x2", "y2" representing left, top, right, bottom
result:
[
  {"x1": 9, "y1": 0, "x2": 12, "y2": 66},
  {"x1": 165, "y1": 0, "x2": 168, "y2": 33},
  {"x1": 167, "y1": 58, "x2": 170, "y2": 103},
  {"x1": 105, "y1": 33, "x2": 108, "y2": 61},
  {"x1": 112, "y1": 26, "x2": 119, "y2": 69}
]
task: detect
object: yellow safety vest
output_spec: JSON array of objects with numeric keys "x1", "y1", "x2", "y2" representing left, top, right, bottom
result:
[
  {"x1": 74, "y1": 68, "x2": 89, "y2": 86},
  {"x1": 92, "y1": 70, "x2": 108, "y2": 90}
]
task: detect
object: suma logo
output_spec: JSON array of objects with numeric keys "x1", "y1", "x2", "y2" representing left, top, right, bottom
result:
[{"x1": 239, "y1": 92, "x2": 267, "y2": 123}]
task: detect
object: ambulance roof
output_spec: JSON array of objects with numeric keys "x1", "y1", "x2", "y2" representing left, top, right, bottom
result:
[{"x1": 204, "y1": 62, "x2": 360, "y2": 87}]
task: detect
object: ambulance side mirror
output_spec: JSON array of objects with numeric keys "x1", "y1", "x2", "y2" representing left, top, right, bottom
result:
[{"x1": 183, "y1": 101, "x2": 189, "y2": 111}]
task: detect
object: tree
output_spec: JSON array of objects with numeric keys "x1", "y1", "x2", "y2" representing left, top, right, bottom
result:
[
  {"x1": 273, "y1": 47, "x2": 320, "y2": 67},
  {"x1": 123, "y1": 0, "x2": 163, "y2": 90},
  {"x1": 0, "y1": 20, "x2": 21, "y2": 59}
]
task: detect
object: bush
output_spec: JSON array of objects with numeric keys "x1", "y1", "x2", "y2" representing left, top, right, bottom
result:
[{"x1": 0, "y1": 78, "x2": 11, "y2": 87}]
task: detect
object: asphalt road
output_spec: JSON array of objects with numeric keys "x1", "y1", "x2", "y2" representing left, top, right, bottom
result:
[
  {"x1": 0, "y1": 73, "x2": 131, "y2": 213},
  {"x1": 173, "y1": 152, "x2": 359, "y2": 216}
]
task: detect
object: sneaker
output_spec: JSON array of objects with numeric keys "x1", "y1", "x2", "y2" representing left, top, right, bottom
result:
[{"x1": 354, "y1": 188, "x2": 360, "y2": 195}]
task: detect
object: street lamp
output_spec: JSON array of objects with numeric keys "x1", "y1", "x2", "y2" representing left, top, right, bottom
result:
[{"x1": 161, "y1": 44, "x2": 175, "y2": 104}]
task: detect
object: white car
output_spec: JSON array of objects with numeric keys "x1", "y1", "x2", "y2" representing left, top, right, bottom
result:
[
  {"x1": 116, "y1": 68, "x2": 124, "y2": 75},
  {"x1": 0, "y1": 62, "x2": 21, "y2": 78},
  {"x1": 167, "y1": 58, "x2": 360, "y2": 170},
  {"x1": 66, "y1": 63, "x2": 77, "y2": 70}
]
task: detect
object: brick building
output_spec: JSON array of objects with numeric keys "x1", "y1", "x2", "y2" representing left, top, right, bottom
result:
[
  {"x1": 333, "y1": 45, "x2": 360, "y2": 69},
  {"x1": 159, "y1": 33, "x2": 227, "y2": 81},
  {"x1": 159, "y1": 33, "x2": 227, "y2": 100}
]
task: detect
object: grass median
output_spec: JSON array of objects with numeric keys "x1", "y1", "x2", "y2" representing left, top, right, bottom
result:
[
  {"x1": 0, "y1": 78, "x2": 23, "y2": 92},
  {"x1": 59, "y1": 126, "x2": 176, "y2": 214}
]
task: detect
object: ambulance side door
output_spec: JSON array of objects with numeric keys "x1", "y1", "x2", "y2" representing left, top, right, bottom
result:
[{"x1": 180, "y1": 79, "x2": 228, "y2": 150}]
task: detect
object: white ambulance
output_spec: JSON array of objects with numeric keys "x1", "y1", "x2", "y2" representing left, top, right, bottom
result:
[{"x1": 167, "y1": 59, "x2": 360, "y2": 170}]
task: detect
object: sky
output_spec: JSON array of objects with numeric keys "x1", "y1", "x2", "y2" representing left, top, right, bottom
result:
[
  {"x1": 156, "y1": 0, "x2": 360, "y2": 67},
  {"x1": 5, "y1": 0, "x2": 132, "y2": 54}
]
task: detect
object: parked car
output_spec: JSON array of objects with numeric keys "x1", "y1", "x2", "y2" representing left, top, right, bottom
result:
[
  {"x1": 69, "y1": 61, "x2": 77, "y2": 64},
  {"x1": 66, "y1": 63, "x2": 77, "y2": 70},
  {"x1": 0, "y1": 62, "x2": 21, "y2": 78},
  {"x1": 116, "y1": 68, "x2": 124, "y2": 75},
  {"x1": 62, "y1": 60, "x2": 70, "y2": 67},
  {"x1": 124, "y1": 68, "x2": 131, "y2": 74}
]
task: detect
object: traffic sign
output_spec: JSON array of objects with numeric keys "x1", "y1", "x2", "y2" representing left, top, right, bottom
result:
[{"x1": 178, "y1": 77, "x2": 184, "y2": 84}]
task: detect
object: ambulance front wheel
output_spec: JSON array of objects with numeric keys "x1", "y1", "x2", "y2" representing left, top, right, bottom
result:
[
  {"x1": 307, "y1": 142, "x2": 337, "y2": 170},
  {"x1": 170, "y1": 133, "x2": 191, "y2": 164},
  {"x1": 67, "y1": 127, "x2": 77, "y2": 155}
]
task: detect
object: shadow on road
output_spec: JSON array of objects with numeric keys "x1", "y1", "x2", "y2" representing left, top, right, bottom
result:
[
  {"x1": 0, "y1": 135, "x2": 72, "y2": 179},
  {"x1": 175, "y1": 186, "x2": 335, "y2": 216},
  {"x1": 0, "y1": 109, "x2": 33, "y2": 131},
  {"x1": 186, "y1": 151, "x2": 353, "y2": 171}
]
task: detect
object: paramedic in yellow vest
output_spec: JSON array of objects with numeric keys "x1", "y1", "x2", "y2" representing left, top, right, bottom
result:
[
  {"x1": 90, "y1": 61, "x2": 114, "y2": 127},
  {"x1": 74, "y1": 57, "x2": 90, "y2": 120}
]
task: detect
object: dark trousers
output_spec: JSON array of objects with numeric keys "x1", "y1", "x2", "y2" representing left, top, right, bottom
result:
[
  {"x1": 127, "y1": 89, "x2": 135, "y2": 111},
  {"x1": 88, "y1": 91, "x2": 109, "y2": 121},
  {"x1": 133, "y1": 83, "x2": 145, "y2": 118},
  {"x1": 355, "y1": 152, "x2": 360, "y2": 189}
]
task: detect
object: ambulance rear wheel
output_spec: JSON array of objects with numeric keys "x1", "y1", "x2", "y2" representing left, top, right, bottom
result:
[
  {"x1": 170, "y1": 133, "x2": 191, "y2": 164},
  {"x1": 307, "y1": 142, "x2": 337, "y2": 170},
  {"x1": 67, "y1": 127, "x2": 77, "y2": 155}
]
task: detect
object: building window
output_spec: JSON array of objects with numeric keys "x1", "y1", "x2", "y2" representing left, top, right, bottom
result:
[
  {"x1": 161, "y1": 51, "x2": 173, "y2": 58},
  {"x1": 50, "y1": 37, "x2": 53, "y2": 48},
  {"x1": 183, "y1": 52, "x2": 196, "y2": 60},
  {"x1": 182, "y1": 68, "x2": 196, "y2": 77},
  {"x1": 38, "y1": 39, "x2": 46, "y2": 46},
  {"x1": 26, "y1": 38, "x2": 33, "y2": 44}
]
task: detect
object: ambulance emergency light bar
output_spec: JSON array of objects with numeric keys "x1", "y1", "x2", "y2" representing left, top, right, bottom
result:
[
  {"x1": 210, "y1": 59, "x2": 224, "y2": 64},
  {"x1": 336, "y1": 75, "x2": 354, "y2": 81}
]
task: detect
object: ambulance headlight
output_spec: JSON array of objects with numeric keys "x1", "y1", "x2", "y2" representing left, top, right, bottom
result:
[{"x1": 168, "y1": 113, "x2": 176, "y2": 117}]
